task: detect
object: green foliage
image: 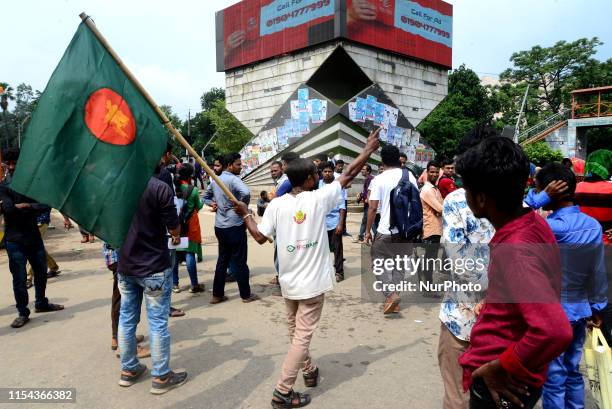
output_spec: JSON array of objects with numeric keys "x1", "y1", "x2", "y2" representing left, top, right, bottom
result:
[
  {"x1": 523, "y1": 141, "x2": 563, "y2": 165},
  {"x1": 200, "y1": 87, "x2": 225, "y2": 111},
  {"x1": 418, "y1": 65, "x2": 494, "y2": 159},
  {"x1": 204, "y1": 99, "x2": 252, "y2": 153},
  {"x1": 500, "y1": 37, "x2": 602, "y2": 116}
]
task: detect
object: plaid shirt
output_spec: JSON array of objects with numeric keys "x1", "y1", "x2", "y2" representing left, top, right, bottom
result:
[{"x1": 102, "y1": 242, "x2": 118, "y2": 267}]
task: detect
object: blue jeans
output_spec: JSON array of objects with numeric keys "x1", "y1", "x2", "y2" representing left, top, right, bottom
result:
[
  {"x1": 172, "y1": 251, "x2": 199, "y2": 287},
  {"x1": 118, "y1": 267, "x2": 172, "y2": 377},
  {"x1": 6, "y1": 240, "x2": 49, "y2": 317},
  {"x1": 542, "y1": 319, "x2": 587, "y2": 409},
  {"x1": 358, "y1": 203, "x2": 369, "y2": 240}
]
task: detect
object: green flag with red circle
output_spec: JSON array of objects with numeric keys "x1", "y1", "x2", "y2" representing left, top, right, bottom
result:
[{"x1": 11, "y1": 22, "x2": 168, "y2": 248}]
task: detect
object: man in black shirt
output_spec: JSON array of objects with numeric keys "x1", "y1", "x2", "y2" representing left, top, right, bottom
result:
[
  {"x1": 116, "y1": 157, "x2": 187, "y2": 394},
  {"x1": 0, "y1": 148, "x2": 64, "y2": 328}
]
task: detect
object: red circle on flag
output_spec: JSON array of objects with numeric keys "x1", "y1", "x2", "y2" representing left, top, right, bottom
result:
[{"x1": 84, "y1": 88, "x2": 136, "y2": 145}]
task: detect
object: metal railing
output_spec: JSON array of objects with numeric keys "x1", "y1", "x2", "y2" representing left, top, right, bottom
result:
[{"x1": 518, "y1": 108, "x2": 570, "y2": 144}]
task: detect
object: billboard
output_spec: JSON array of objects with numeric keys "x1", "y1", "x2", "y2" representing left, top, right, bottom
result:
[
  {"x1": 346, "y1": 0, "x2": 452, "y2": 68},
  {"x1": 217, "y1": 0, "x2": 337, "y2": 71},
  {"x1": 216, "y1": 0, "x2": 452, "y2": 71}
]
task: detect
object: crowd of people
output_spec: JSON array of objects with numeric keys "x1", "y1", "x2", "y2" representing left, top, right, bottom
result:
[{"x1": 1, "y1": 124, "x2": 611, "y2": 407}]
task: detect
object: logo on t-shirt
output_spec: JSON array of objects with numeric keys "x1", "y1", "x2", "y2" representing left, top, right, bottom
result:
[
  {"x1": 286, "y1": 240, "x2": 318, "y2": 253},
  {"x1": 293, "y1": 210, "x2": 306, "y2": 224}
]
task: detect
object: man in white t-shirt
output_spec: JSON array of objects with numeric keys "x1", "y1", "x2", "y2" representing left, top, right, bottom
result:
[
  {"x1": 364, "y1": 145, "x2": 418, "y2": 315},
  {"x1": 234, "y1": 129, "x2": 381, "y2": 409}
]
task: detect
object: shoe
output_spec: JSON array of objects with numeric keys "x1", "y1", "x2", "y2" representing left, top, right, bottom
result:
[
  {"x1": 335, "y1": 274, "x2": 344, "y2": 283},
  {"x1": 271, "y1": 389, "x2": 311, "y2": 408},
  {"x1": 169, "y1": 307, "x2": 185, "y2": 317},
  {"x1": 116, "y1": 345, "x2": 151, "y2": 359},
  {"x1": 303, "y1": 367, "x2": 319, "y2": 387},
  {"x1": 34, "y1": 303, "x2": 64, "y2": 313},
  {"x1": 210, "y1": 295, "x2": 228, "y2": 304},
  {"x1": 189, "y1": 284, "x2": 205, "y2": 293},
  {"x1": 242, "y1": 294, "x2": 260, "y2": 303},
  {"x1": 10, "y1": 316, "x2": 29, "y2": 328},
  {"x1": 118, "y1": 364, "x2": 147, "y2": 387},
  {"x1": 172, "y1": 285, "x2": 181, "y2": 293},
  {"x1": 47, "y1": 270, "x2": 61, "y2": 278},
  {"x1": 150, "y1": 370, "x2": 188, "y2": 395},
  {"x1": 225, "y1": 274, "x2": 237, "y2": 283},
  {"x1": 383, "y1": 295, "x2": 400, "y2": 315},
  {"x1": 25, "y1": 280, "x2": 33, "y2": 289}
]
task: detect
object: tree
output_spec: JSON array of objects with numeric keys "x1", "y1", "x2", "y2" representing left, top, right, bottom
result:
[
  {"x1": 200, "y1": 87, "x2": 225, "y2": 111},
  {"x1": 523, "y1": 141, "x2": 563, "y2": 165},
  {"x1": 205, "y1": 99, "x2": 252, "y2": 153},
  {"x1": 500, "y1": 38, "x2": 602, "y2": 115},
  {"x1": 417, "y1": 65, "x2": 495, "y2": 159}
]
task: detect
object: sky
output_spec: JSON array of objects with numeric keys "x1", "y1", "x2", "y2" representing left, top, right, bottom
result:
[{"x1": 3, "y1": 0, "x2": 611, "y2": 119}]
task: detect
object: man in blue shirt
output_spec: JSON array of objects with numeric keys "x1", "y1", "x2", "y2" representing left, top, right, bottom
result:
[
  {"x1": 529, "y1": 163, "x2": 608, "y2": 409},
  {"x1": 274, "y1": 152, "x2": 299, "y2": 198},
  {"x1": 203, "y1": 152, "x2": 259, "y2": 304},
  {"x1": 320, "y1": 162, "x2": 346, "y2": 282}
]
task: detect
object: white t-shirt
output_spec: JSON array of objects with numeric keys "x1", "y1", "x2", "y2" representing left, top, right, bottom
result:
[
  {"x1": 369, "y1": 167, "x2": 417, "y2": 235},
  {"x1": 257, "y1": 181, "x2": 344, "y2": 300}
]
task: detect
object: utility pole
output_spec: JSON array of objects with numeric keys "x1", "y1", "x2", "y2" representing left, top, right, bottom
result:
[{"x1": 514, "y1": 84, "x2": 529, "y2": 143}]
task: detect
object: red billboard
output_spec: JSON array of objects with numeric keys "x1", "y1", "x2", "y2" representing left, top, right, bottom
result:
[
  {"x1": 217, "y1": 0, "x2": 337, "y2": 71},
  {"x1": 216, "y1": 0, "x2": 452, "y2": 71},
  {"x1": 346, "y1": 0, "x2": 452, "y2": 68}
]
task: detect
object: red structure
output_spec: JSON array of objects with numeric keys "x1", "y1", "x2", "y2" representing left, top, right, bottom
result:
[{"x1": 571, "y1": 85, "x2": 612, "y2": 119}]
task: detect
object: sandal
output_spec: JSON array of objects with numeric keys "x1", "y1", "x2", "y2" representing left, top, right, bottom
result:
[
  {"x1": 383, "y1": 295, "x2": 400, "y2": 315},
  {"x1": 169, "y1": 307, "x2": 185, "y2": 317},
  {"x1": 210, "y1": 295, "x2": 228, "y2": 305},
  {"x1": 11, "y1": 316, "x2": 30, "y2": 328},
  {"x1": 271, "y1": 389, "x2": 311, "y2": 408}
]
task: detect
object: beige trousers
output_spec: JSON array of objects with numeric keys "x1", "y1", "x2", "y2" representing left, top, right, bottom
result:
[
  {"x1": 276, "y1": 294, "x2": 325, "y2": 394},
  {"x1": 26, "y1": 224, "x2": 58, "y2": 282},
  {"x1": 437, "y1": 322, "x2": 470, "y2": 409}
]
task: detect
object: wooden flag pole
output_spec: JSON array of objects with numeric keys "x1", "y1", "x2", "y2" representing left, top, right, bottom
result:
[{"x1": 78, "y1": 12, "x2": 238, "y2": 203}]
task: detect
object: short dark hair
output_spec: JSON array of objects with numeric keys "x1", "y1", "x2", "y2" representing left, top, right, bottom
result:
[
  {"x1": 177, "y1": 163, "x2": 194, "y2": 181},
  {"x1": 315, "y1": 153, "x2": 328, "y2": 162},
  {"x1": 440, "y1": 158, "x2": 454, "y2": 167},
  {"x1": 260, "y1": 190, "x2": 268, "y2": 199},
  {"x1": 536, "y1": 163, "x2": 576, "y2": 198},
  {"x1": 322, "y1": 161, "x2": 335, "y2": 171},
  {"x1": 456, "y1": 124, "x2": 500, "y2": 156},
  {"x1": 399, "y1": 153, "x2": 408, "y2": 159},
  {"x1": 2, "y1": 147, "x2": 20, "y2": 162},
  {"x1": 286, "y1": 158, "x2": 317, "y2": 187},
  {"x1": 281, "y1": 152, "x2": 299, "y2": 164},
  {"x1": 561, "y1": 158, "x2": 573, "y2": 168},
  {"x1": 271, "y1": 160, "x2": 282, "y2": 168},
  {"x1": 224, "y1": 153, "x2": 241, "y2": 167},
  {"x1": 364, "y1": 164, "x2": 372, "y2": 173},
  {"x1": 380, "y1": 145, "x2": 401, "y2": 167},
  {"x1": 335, "y1": 159, "x2": 345, "y2": 166},
  {"x1": 426, "y1": 160, "x2": 440, "y2": 170},
  {"x1": 456, "y1": 137, "x2": 530, "y2": 212}
]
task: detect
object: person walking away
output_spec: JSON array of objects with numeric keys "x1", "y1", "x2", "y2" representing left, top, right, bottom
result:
[
  {"x1": 117, "y1": 172, "x2": 187, "y2": 394},
  {"x1": 420, "y1": 161, "x2": 444, "y2": 289},
  {"x1": 234, "y1": 128, "x2": 381, "y2": 408},
  {"x1": 457, "y1": 137, "x2": 573, "y2": 409},
  {"x1": 355, "y1": 164, "x2": 373, "y2": 244},
  {"x1": 320, "y1": 162, "x2": 346, "y2": 282},
  {"x1": 203, "y1": 152, "x2": 259, "y2": 304},
  {"x1": 0, "y1": 147, "x2": 64, "y2": 328},
  {"x1": 173, "y1": 163, "x2": 205, "y2": 294},
  {"x1": 365, "y1": 145, "x2": 419, "y2": 314}
]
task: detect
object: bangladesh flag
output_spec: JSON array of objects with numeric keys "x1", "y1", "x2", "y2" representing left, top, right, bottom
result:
[{"x1": 11, "y1": 22, "x2": 168, "y2": 248}]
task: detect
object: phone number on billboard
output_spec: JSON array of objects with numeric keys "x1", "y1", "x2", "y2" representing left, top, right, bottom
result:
[
  {"x1": 400, "y1": 16, "x2": 450, "y2": 38},
  {"x1": 266, "y1": 0, "x2": 331, "y2": 27}
]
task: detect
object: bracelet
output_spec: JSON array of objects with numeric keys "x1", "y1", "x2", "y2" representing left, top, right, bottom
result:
[{"x1": 243, "y1": 213, "x2": 253, "y2": 221}]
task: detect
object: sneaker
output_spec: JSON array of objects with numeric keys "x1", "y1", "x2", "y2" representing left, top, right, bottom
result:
[
  {"x1": 172, "y1": 285, "x2": 181, "y2": 293},
  {"x1": 34, "y1": 303, "x2": 64, "y2": 313},
  {"x1": 150, "y1": 370, "x2": 188, "y2": 395},
  {"x1": 118, "y1": 364, "x2": 147, "y2": 387},
  {"x1": 10, "y1": 316, "x2": 29, "y2": 328}
]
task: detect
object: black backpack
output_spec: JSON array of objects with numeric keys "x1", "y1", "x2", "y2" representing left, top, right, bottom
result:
[
  {"x1": 389, "y1": 168, "x2": 423, "y2": 241},
  {"x1": 178, "y1": 184, "x2": 195, "y2": 236}
]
